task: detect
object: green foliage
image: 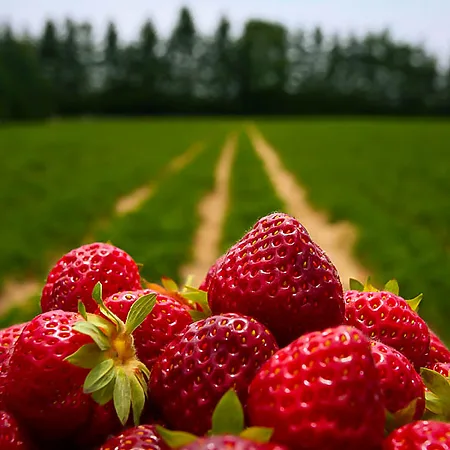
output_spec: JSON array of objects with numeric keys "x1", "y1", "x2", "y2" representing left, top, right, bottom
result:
[
  {"x1": 220, "y1": 131, "x2": 284, "y2": 252},
  {"x1": 0, "y1": 119, "x2": 220, "y2": 288},
  {"x1": 259, "y1": 118, "x2": 450, "y2": 341},
  {"x1": 94, "y1": 126, "x2": 228, "y2": 284}
]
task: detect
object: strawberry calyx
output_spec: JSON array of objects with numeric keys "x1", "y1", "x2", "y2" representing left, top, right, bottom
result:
[
  {"x1": 65, "y1": 281, "x2": 157, "y2": 427},
  {"x1": 143, "y1": 276, "x2": 211, "y2": 321},
  {"x1": 349, "y1": 277, "x2": 423, "y2": 312},
  {"x1": 385, "y1": 398, "x2": 420, "y2": 433},
  {"x1": 420, "y1": 367, "x2": 450, "y2": 422},
  {"x1": 156, "y1": 390, "x2": 273, "y2": 448}
]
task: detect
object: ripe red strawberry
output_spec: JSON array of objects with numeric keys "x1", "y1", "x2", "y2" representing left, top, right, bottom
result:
[
  {"x1": 0, "y1": 410, "x2": 34, "y2": 450},
  {"x1": 99, "y1": 424, "x2": 167, "y2": 450},
  {"x1": 150, "y1": 313, "x2": 279, "y2": 435},
  {"x1": 3, "y1": 310, "x2": 116, "y2": 443},
  {"x1": 0, "y1": 322, "x2": 28, "y2": 408},
  {"x1": 208, "y1": 213, "x2": 344, "y2": 346},
  {"x1": 344, "y1": 289, "x2": 430, "y2": 369},
  {"x1": 384, "y1": 420, "x2": 450, "y2": 449},
  {"x1": 248, "y1": 325, "x2": 385, "y2": 450},
  {"x1": 370, "y1": 341, "x2": 425, "y2": 423},
  {"x1": 180, "y1": 435, "x2": 287, "y2": 450},
  {"x1": 41, "y1": 242, "x2": 141, "y2": 313},
  {"x1": 428, "y1": 331, "x2": 450, "y2": 365},
  {"x1": 103, "y1": 289, "x2": 192, "y2": 370},
  {"x1": 199, "y1": 255, "x2": 225, "y2": 292},
  {"x1": 4, "y1": 287, "x2": 156, "y2": 447},
  {"x1": 428, "y1": 362, "x2": 450, "y2": 377},
  {"x1": 0, "y1": 323, "x2": 27, "y2": 366}
]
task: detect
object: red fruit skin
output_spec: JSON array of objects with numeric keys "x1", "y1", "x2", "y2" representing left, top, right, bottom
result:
[
  {"x1": 370, "y1": 341, "x2": 425, "y2": 419},
  {"x1": 384, "y1": 420, "x2": 450, "y2": 449},
  {"x1": 99, "y1": 424, "x2": 168, "y2": 450},
  {"x1": 199, "y1": 254, "x2": 225, "y2": 292},
  {"x1": 0, "y1": 410, "x2": 34, "y2": 450},
  {"x1": 41, "y1": 242, "x2": 141, "y2": 313},
  {"x1": 181, "y1": 435, "x2": 288, "y2": 450},
  {"x1": 4, "y1": 311, "x2": 117, "y2": 444},
  {"x1": 150, "y1": 313, "x2": 279, "y2": 435},
  {"x1": 208, "y1": 213, "x2": 344, "y2": 347},
  {"x1": 428, "y1": 362, "x2": 450, "y2": 377},
  {"x1": 248, "y1": 325, "x2": 385, "y2": 450},
  {"x1": 103, "y1": 290, "x2": 192, "y2": 371},
  {"x1": 344, "y1": 290, "x2": 430, "y2": 369},
  {"x1": 427, "y1": 331, "x2": 450, "y2": 365},
  {"x1": 0, "y1": 323, "x2": 27, "y2": 408}
]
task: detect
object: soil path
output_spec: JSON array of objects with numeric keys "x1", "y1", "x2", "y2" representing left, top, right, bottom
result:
[
  {"x1": 0, "y1": 141, "x2": 205, "y2": 315},
  {"x1": 115, "y1": 141, "x2": 204, "y2": 216},
  {"x1": 247, "y1": 124, "x2": 368, "y2": 289},
  {"x1": 180, "y1": 133, "x2": 238, "y2": 285}
]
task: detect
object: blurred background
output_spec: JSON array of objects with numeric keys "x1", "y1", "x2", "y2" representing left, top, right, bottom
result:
[{"x1": 1, "y1": 1, "x2": 450, "y2": 340}]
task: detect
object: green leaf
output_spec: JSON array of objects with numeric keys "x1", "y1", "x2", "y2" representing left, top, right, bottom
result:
[
  {"x1": 349, "y1": 278, "x2": 364, "y2": 291},
  {"x1": 92, "y1": 378, "x2": 115, "y2": 405},
  {"x1": 125, "y1": 293, "x2": 157, "y2": 334},
  {"x1": 92, "y1": 282, "x2": 103, "y2": 304},
  {"x1": 363, "y1": 276, "x2": 378, "y2": 292},
  {"x1": 78, "y1": 301, "x2": 88, "y2": 320},
  {"x1": 385, "y1": 398, "x2": 418, "y2": 432},
  {"x1": 130, "y1": 374, "x2": 146, "y2": 425},
  {"x1": 211, "y1": 389, "x2": 244, "y2": 435},
  {"x1": 85, "y1": 313, "x2": 115, "y2": 335},
  {"x1": 384, "y1": 279, "x2": 399, "y2": 296},
  {"x1": 84, "y1": 359, "x2": 115, "y2": 394},
  {"x1": 114, "y1": 368, "x2": 132, "y2": 426},
  {"x1": 155, "y1": 426, "x2": 198, "y2": 448},
  {"x1": 91, "y1": 283, "x2": 124, "y2": 330},
  {"x1": 64, "y1": 343, "x2": 105, "y2": 369},
  {"x1": 73, "y1": 321, "x2": 110, "y2": 351},
  {"x1": 137, "y1": 361, "x2": 151, "y2": 380},
  {"x1": 425, "y1": 391, "x2": 446, "y2": 416},
  {"x1": 183, "y1": 286, "x2": 212, "y2": 316},
  {"x1": 189, "y1": 310, "x2": 208, "y2": 321},
  {"x1": 421, "y1": 368, "x2": 450, "y2": 398},
  {"x1": 406, "y1": 293, "x2": 423, "y2": 312},
  {"x1": 240, "y1": 427, "x2": 273, "y2": 443},
  {"x1": 161, "y1": 277, "x2": 179, "y2": 292}
]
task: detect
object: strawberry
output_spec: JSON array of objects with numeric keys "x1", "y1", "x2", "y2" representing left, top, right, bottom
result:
[
  {"x1": 369, "y1": 341, "x2": 425, "y2": 427},
  {"x1": 384, "y1": 420, "x2": 450, "y2": 449},
  {"x1": 156, "y1": 390, "x2": 285, "y2": 450},
  {"x1": 428, "y1": 362, "x2": 450, "y2": 376},
  {"x1": 344, "y1": 280, "x2": 430, "y2": 369},
  {"x1": 103, "y1": 289, "x2": 192, "y2": 371},
  {"x1": 208, "y1": 212, "x2": 344, "y2": 346},
  {"x1": 199, "y1": 255, "x2": 225, "y2": 292},
  {"x1": 247, "y1": 325, "x2": 385, "y2": 450},
  {"x1": 428, "y1": 331, "x2": 450, "y2": 365},
  {"x1": 179, "y1": 435, "x2": 287, "y2": 450},
  {"x1": 0, "y1": 322, "x2": 27, "y2": 408},
  {"x1": 149, "y1": 313, "x2": 279, "y2": 435},
  {"x1": 99, "y1": 424, "x2": 168, "y2": 450},
  {"x1": 41, "y1": 242, "x2": 141, "y2": 313},
  {"x1": 0, "y1": 323, "x2": 27, "y2": 366},
  {"x1": 0, "y1": 410, "x2": 34, "y2": 450},
  {"x1": 5, "y1": 285, "x2": 157, "y2": 445}
]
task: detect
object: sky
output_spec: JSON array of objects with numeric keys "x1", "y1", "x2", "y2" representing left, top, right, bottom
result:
[{"x1": 2, "y1": 0, "x2": 450, "y2": 62}]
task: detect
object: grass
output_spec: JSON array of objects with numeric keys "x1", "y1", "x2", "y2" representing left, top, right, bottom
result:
[
  {"x1": 0, "y1": 118, "x2": 224, "y2": 287},
  {"x1": 220, "y1": 131, "x2": 285, "y2": 253},
  {"x1": 257, "y1": 118, "x2": 450, "y2": 340},
  {"x1": 94, "y1": 132, "x2": 226, "y2": 284}
]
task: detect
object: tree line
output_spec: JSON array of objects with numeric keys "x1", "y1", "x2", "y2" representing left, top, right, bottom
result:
[{"x1": 1, "y1": 7, "x2": 450, "y2": 120}]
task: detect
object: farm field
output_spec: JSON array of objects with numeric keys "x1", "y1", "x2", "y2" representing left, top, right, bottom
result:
[{"x1": 1, "y1": 117, "x2": 450, "y2": 342}]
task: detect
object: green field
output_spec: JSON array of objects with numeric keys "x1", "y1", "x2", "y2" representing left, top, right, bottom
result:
[{"x1": 1, "y1": 117, "x2": 450, "y2": 341}]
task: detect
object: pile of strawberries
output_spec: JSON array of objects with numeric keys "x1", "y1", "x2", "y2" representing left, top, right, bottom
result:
[{"x1": 1, "y1": 212, "x2": 450, "y2": 450}]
